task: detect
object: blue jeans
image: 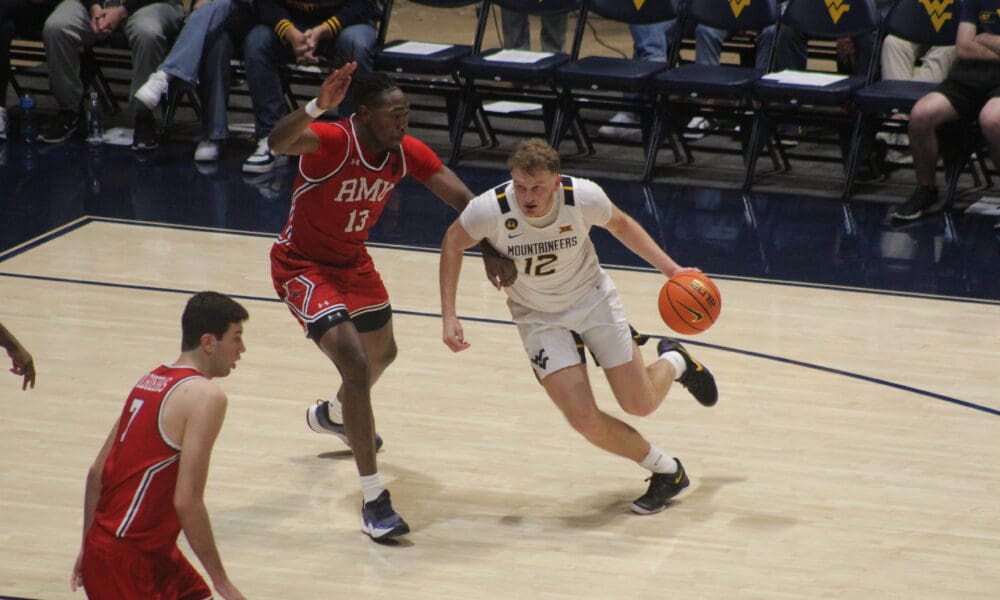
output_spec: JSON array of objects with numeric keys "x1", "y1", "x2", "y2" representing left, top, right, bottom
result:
[
  {"x1": 628, "y1": 19, "x2": 676, "y2": 62},
  {"x1": 243, "y1": 20, "x2": 376, "y2": 138},
  {"x1": 160, "y1": 0, "x2": 243, "y2": 86}
]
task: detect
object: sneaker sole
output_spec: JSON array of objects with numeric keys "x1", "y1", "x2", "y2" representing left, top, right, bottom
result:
[
  {"x1": 305, "y1": 406, "x2": 351, "y2": 445},
  {"x1": 242, "y1": 162, "x2": 276, "y2": 174},
  {"x1": 362, "y1": 520, "x2": 410, "y2": 540}
]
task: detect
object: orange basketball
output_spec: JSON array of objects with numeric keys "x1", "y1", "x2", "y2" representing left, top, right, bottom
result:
[{"x1": 657, "y1": 272, "x2": 722, "y2": 335}]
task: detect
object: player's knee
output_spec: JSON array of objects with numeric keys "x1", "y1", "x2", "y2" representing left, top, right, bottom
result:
[
  {"x1": 564, "y1": 409, "x2": 603, "y2": 440},
  {"x1": 620, "y1": 397, "x2": 657, "y2": 417},
  {"x1": 371, "y1": 339, "x2": 397, "y2": 370}
]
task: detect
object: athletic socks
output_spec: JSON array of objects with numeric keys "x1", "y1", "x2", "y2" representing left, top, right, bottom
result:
[
  {"x1": 660, "y1": 351, "x2": 687, "y2": 380},
  {"x1": 360, "y1": 473, "x2": 385, "y2": 503},
  {"x1": 640, "y1": 445, "x2": 678, "y2": 474}
]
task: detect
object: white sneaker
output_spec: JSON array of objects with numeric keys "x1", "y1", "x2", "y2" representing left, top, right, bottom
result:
[
  {"x1": 242, "y1": 137, "x2": 282, "y2": 173},
  {"x1": 683, "y1": 116, "x2": 713, "y2": 140},
  {"x1": 0, "y1": 106, "x2": 7, "y2": 140},
  {"x1": 194, "y1": 139, "x2": 220, "y2": 162},
  {"x1": 598, "y1": 112, "x2": 641, "y2": 140},
  {"x1": 134, "y1": 71, "x2": 169, "y2": 110}
]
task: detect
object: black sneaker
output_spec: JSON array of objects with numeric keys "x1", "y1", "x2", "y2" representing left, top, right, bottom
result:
[
  {"x1": 132, "y1": 112, "x2": 158, "y2": 151},
  {"x1": 38, "y1": 110, "x2": 80, "y2": 143},
  {"x1": 361, "y1": 490, "x2": 410, "y2": 540},
  {"x1": 657, "y1": 338, "x2": 718, "y2": 407},
  {"x1": 306, "y1": 400, "x2": 384, "y2": 451},
  {"x1": 891, "y1": 186, "x2": 937, "y2": 221},
  {"x1": 631, "y1": 459, "x2": 690, "y2": 515}
]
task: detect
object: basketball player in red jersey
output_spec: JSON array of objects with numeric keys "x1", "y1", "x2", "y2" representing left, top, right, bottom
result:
[
  {"x1": 70, "y1": 291, "x2": 249, "y2": 599},
  {"x1": 268, "y1": 62, "x2": 514, "y2": 541}
]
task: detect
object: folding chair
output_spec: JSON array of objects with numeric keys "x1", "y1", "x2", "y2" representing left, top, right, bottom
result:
[
  {"x1": 643, "y1": 0, "x2": 779, "y2": 181},
  {"x1": 449, "y1": 0, "x2": 582, "y2": 165},
  {"x1": 374, "y1": 0, "x2": 495, "y2": 151},
  {"x1": 742, "y1": 0, "x2": 881, "y2": 192},
  {"x1": 548, "y1": 0, "x2": 678, "y2": 165},
  {"x1": 842, "y1": 0, "x2": 978, "y2": 204}
]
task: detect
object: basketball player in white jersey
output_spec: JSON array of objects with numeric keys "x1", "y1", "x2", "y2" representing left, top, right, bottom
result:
[{"x1": 439, "y1": 138, "x2": 718, "y2": 514}]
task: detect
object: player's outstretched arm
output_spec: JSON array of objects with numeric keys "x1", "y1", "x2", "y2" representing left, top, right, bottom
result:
[
  {"x1": 423, "y1": 168, "x2": 517, "y2": 288},
  {"x1": 270, "y1": 61, "x2": 358, "y2": 156},
  {"x1": 440, "y1": 220, "x2": 480, "y2": 352},
  {"x1": 173, "y1": 381, "x2": 246, "y2": 600},
  {"x1": 602, "y1": 205, "x2": 697, "y2": 279}
]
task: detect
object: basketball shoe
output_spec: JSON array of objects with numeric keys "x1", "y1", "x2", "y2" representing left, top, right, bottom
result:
[
  {"x1": 631, "y1": 458, "x2": 690, "y2": 515},
  {"x1": 657, "y1": 338, "x2": 718, "y2": 407},
  {"x1": 306, "y1": 400, "x2": 384, "y2": 451},
  {"x1": 361, "y1": 490, "x2": 410, "y2": 540}
]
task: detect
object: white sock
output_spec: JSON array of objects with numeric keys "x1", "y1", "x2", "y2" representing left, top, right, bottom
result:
[
  {"x1": 360, "y1": 473, "x2": 385, "y2": 503},
  {"x1": 660, "y1": 351, "x2": 686, "y2": 380},
  {"x1": 325, "y1": 397, "x2": 343, "y2": 423},
  {"x1": 639, "y1": 445, "x2": 678, "y2": 474}
]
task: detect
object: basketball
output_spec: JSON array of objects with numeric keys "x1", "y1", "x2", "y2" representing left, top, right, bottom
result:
[{"x1": 658, "y1": 272, "x2": 722, "y2": 335}]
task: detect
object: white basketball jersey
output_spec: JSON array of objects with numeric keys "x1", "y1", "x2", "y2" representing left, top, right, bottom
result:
[{"x1": 460, "y1": 175, "x2": 613, "y2": 314}]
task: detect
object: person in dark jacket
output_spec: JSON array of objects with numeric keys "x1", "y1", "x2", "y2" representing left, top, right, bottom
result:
[{"x1": 240, "y1": 0, "x2": 379, "y2": 174}]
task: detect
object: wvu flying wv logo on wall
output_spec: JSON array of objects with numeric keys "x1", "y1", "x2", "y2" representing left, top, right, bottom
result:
[
  {"x1": 825, "y1": 0, "x2": 850, "y2": 23},
  {"x1": 729, "y1": 0, "x2": 752, "y2": 17},
  {"x1": 918, "y1": 0, "x2": 953, "y2": 32}
]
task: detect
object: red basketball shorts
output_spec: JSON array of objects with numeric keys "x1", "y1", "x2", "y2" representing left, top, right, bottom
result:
[
  {"x1": 81, "y1": 527, "x2": 211, "y2": 600},
  {"x1": 270, "y1": 243, "x2": 390, "y2": 332}
]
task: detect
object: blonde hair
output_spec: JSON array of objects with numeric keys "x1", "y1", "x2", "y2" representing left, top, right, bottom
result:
[{"x1": 507, "y1": 138, "x2": 560, "y2": 175}]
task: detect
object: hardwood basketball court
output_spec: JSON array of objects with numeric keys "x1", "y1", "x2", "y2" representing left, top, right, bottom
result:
[{"x1": 1, "y1": 218, "x2": 997, "y2": 599}]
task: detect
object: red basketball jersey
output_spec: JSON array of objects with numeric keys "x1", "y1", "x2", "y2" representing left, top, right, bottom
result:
[
  {"x1": 275, "y1": 115, "x2": 443, "y2": 267},
  {"x1": 91, "y1": 365, "x2": 204, "y2": 554}
]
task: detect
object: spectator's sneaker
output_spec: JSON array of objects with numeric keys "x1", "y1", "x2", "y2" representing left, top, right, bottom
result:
[
  {"x1": 0, "y1": 107, "x2": 7, "y2": 140},
  {"x1": 242, "y1": 137, "x2": 281, "y2": 173},
  {"x1": 39, "y1": 110, "x2": 80, "y2": 144},
  {"x1": 306, "y1": 400, "x2": 384, "y2": 451},
  {"x1": 657, "y1": 337, "x2": 718, "y2": 407},
  {"x1": 683, "y1": 116, "x2": 714, "y2": 140},
  {"x1": 598, "y1": 112, "x2": 641, "y2": 141},
  {"x1": 194, "y1": 139, "x2": 220, "y2": 162},
  {"x1": 132, "y1": 113, "x2": 158, "y2": 151},
  {"x1": 134, "y1": 70, "x2": 169, "y2": 110},
  {"x1": 891, "y1": 186, "x2": 938, "y2": 221},
  {"x1": 631, "y1": 458, "x2": 690, "y2": 515},
  {"x1": 361, "y1": 490, "x2": 410, "y2": 541}
]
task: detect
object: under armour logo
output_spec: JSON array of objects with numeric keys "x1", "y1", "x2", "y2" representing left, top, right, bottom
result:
[{"x1": 530, "y1": 348, "x2": 549, "y2": 369}]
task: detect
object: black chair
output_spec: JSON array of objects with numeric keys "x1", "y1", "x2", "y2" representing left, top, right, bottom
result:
[
  {"x1": 742, "y1": 0, "x2": 881, "y2": 192},
  {"x1": 449, "y1": 0, "x2": 582, "y2": 165},
  {"x1": 644, "y1": 0, "x2": 779, "y2": 181},
  {"x1": 374, "y1": 0, "x2": 495, "y2": 151},
  {"x1": 548, "y1": 0, "x2": 678, "y2": 166},
  {"x1": 842, "y1": 0, "x2": 976, "y2": 204}
]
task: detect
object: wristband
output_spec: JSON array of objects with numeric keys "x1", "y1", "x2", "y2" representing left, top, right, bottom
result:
[{"x1": 304, "y1": 98, "x2": 325, "y2": 118}]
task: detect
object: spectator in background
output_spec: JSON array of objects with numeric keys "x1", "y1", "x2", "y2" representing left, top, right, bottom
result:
[
  {"x1": 501, "y1": 8, "x2": 566, "y2": 54},
  {"x1": 894, "y1": 0, "x2": 1000, "y2": 221},
  {"x1": 239, "y1": 0, "x2": 379, "y2": 174},
  {"x1": 0, "y1": 0, "x2": 59, "y2": 139},
  {"x1": 876, "y1": 35, "x2": 957, "y2": 164},
  {"x1": 132, "y1": 0, "x2": 256, "y2": 163},
  {"x1": 39, "y1": 0, "x2": 185, "y2": 151},
  {"x1": 1, "y1": 321, "x2": 35, "y2": 390}
]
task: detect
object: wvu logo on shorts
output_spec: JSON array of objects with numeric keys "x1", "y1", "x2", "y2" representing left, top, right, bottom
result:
[
  {"x1": 919, "y1": 0, "x2": 953, "y2": 32},
  {"x1": 531, "y1": 348, "x2": 550, "y2": 370},
  {"x1": 729, "y1": 0, "x2": 751, "y2": 18},
  {"x1": 825, "y1": 0, "x2": 850, "y2": 23}
]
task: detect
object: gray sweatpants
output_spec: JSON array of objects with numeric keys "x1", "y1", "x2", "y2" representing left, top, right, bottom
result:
[{"x1": 42, "y1": 0, "x2": 184, "y2": 112}]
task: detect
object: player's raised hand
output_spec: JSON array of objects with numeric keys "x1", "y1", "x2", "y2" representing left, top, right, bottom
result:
[{"x1": 317, "y1": 61, "x2": 358, "y2": 111}]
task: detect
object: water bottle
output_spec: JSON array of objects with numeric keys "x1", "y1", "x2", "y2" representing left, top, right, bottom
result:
[
  {"x1": 19, "y1": 94, "x2": 37, "y2": 144},
  {"x1": 86, "y1": 91, "x2": 103, "y2": 145}
]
